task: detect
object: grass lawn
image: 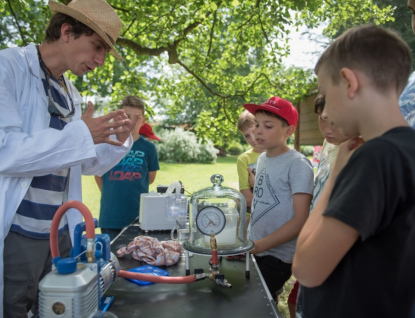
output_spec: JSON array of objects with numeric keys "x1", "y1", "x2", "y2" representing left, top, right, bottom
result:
[{"x1": 81, "y1": 154, "x2": 294, "y2": 318}]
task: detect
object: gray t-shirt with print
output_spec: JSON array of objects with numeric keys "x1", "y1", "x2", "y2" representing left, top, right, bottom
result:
[{"x1": 250, "y1": 149, "x2": 314, "y2": 263}]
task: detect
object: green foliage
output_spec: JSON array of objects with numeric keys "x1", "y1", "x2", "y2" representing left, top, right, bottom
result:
[
  {"x1": 242, "y1": 143, "x2": 252, "y2": 152},
  {"x1": 0, "y1": 0, "x2": 395, "y2": 141},
  {"x1": 300, "y1": 145, "x2": 314, "y2": 157},
  {"x1": 371, "y1": 0, "x2": 415, "y2": 71},
  {"x1": 226, "y1": 140, "x2": 243, "y2": 155},
  {"x1": 155, "y1": 128, "x2": 218, "y2": 163},
  {"x1": 287, "y1": 134, "x2": 295, "y2": 145}
]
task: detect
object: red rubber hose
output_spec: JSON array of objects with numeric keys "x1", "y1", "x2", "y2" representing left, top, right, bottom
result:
[
  {"x1": 118, "y1": 270, "x2": 196, "y2": 283},
  {"x1": 211, "y1": 250, "x2": 219, "y2": 265},
  {"x1": 50, "y1": 200, "x2": 95, "y2": 259}
]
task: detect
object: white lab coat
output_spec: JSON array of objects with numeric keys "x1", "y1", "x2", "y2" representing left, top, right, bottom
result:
[{"x1": 0, "y1": 43, "x2": 132, "y2": 316}]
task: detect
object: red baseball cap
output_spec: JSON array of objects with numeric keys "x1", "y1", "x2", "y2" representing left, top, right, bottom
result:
[
  {"x1": 243, "y1": 96, "x2": 299, "y2": 127},
  {"x1": 139, "y1": 123, "x2": 161, "y2": 141}
]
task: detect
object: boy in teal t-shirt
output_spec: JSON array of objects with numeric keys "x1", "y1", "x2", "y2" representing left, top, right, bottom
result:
[{"x1": 95, "y1": 96, "x2": 160, "y2": 241}]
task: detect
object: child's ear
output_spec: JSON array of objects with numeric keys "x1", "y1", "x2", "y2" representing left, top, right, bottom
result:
[
  {"x1": 339, "y1": 68, "x2": 358, "y2": 98},
  {"x1": 286, "y1": 125, "x2": 295, "y2": 137}
]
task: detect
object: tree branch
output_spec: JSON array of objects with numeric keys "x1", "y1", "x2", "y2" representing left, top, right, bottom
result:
[
  {"x1": 116, "y1": 37, "x2": 168, "y2": 56},
  {"x1": 7, "y1": 0, "x2": 27, "y2": 46},
  {"x1": 258, "y1": 14, "x2": 275, "y2": 54},
  {"x1": 177, "y1": 59, "x2": 227, "y2": 98},
  {"x1": 122, "y1": 16, "x2": 137, "y2": 37},
  {"x1": 111, "y1": 5, "x2": 130, "y2": 13},
  {"x1": 237, "y1": 12, "x2": 256, "y2": 31},
  {"x1": 263, "y1": 73, "x2": 284, "y2": 91},
  {"x1": 241, "y1": 73, "x2": 266, "y2": 96},
  {"x1": 156, "y1": 3, "x2": 179, "y2": 43},
  {"x1": 206, "y1": 8, "x2": 218, "y2": 58},
  {"x1": 221, "y1": 98, "x2": 235, "y2": 124},
  {"x1": 130, "y1": 12, "x2": 172, "y2": 41}
]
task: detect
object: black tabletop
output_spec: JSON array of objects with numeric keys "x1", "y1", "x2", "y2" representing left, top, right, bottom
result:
[{"x1": 106, "y1": 224, "x2": 282, "y2": 318}]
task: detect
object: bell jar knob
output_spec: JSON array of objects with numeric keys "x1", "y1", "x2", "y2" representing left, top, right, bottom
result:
[{"x1": 210, "y1": 174, "x2": 224, "y2": 187}]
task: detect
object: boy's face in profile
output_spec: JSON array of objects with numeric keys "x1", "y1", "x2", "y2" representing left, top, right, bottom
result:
[
  {"x1": 254, "y1": 112, "x2": 292, "y2": 154},
  {"x1": 122, "y1": 106, "x2": 145, "y2": 136},
  {"x1": 242, "y1": 125, "x2": 258, "y2": 150},
  {"x1": 317, "y1": 64, "x2": 357, "y2": 138},
  {"x1": 318, "y1": 108, "x2": 349, "y2": 145}
]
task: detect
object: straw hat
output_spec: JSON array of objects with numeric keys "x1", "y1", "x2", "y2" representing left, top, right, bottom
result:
[{"x1": 49, "y1": 0, "x2": 123, "y2": 61}]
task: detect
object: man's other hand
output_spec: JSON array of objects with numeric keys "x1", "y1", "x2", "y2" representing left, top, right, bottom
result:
[{"x1": 81, "y1": 101, "x2": 134, "y2": 146}]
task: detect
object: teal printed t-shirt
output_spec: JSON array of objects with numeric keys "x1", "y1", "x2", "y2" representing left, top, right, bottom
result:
[{"x1": 99, "y1": 137, "x2": 159, "y2": 229}]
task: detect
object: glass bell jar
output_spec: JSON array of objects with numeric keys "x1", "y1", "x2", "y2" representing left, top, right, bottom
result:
[{"x1": 182, "y1": 174, "x2": 254, "y2": 255}]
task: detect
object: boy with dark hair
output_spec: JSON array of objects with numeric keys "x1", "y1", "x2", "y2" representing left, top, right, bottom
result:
[
  {"x1": 309, "y1": 95, "x2": 349, "y2": 211},
  {"x1": 243, "y1": 97, "x2": 314, "y2": 303},
  {"x1": 95, "y1": 96, "x2": 160, "y2": 241},
  {"x1": 293, "y1": 24, "x2": 415, "y2": 318},
  {"x1": 287, "y1": 94, "x2": 348, "y2": 317},
  {"x1": 236, "y1": 110, "x2": 264, "y2": 211}
]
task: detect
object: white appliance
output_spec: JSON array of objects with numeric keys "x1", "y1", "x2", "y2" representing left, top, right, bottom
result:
[{"x1": 139, "y1": 184, "x2": 188, "y2": 231}]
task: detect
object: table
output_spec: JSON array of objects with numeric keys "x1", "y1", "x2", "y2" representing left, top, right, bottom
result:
[{"x1": 106, "y1": 224, "x2": 282, "y2": 318}]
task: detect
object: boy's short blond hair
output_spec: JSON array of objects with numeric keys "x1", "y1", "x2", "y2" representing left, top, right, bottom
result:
[
  {"x1": 315, "y1": 24, "x2": 411, "y2": 96},
  {"x1": 237, "y1": 110, "x2": 256, "y2": 132},
  {"x1": 120, "y1": 95, "x2": 145, "y2": 114}
]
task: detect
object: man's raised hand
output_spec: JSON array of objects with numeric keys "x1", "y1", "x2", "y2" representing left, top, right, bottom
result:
[{"x1": 81, "y1": 101, "x2": 134, "y2": 146}]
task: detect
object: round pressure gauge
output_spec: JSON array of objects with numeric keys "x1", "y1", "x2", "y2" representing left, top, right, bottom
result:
[{"x1": 196, "y1": 206, "x2": 226, "y2": 236}]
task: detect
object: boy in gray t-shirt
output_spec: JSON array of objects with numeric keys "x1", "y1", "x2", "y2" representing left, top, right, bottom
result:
[{"x1": 244, "y1": 96, "x2": 314, "y2": 302}]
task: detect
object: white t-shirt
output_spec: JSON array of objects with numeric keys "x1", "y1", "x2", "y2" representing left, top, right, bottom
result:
[
  {"x1": 310, "y1": 140, "x2": 339, "y2": 212},
  {"x1": 250, "y1": 149, "x2": 314, "y2": 263}
]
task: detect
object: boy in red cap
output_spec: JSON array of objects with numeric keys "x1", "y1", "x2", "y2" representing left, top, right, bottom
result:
[{"x1": 243, "y1": 97, "x2": 314, "y2": 304}]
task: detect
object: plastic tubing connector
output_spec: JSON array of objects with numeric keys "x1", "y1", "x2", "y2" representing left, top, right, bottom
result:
[
  {"x1": 50, "y1": 200, "x2": 95, "y2": 260},
  {"x1": 166, "y1": 181, "x2": 182, "y2": 195},
  {"x1": 118, "y1": 270, "x2": 196, "y2": 284}
]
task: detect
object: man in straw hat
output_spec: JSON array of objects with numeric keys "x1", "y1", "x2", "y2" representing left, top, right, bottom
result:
[{"x1": 0, "y1": 0, "x2": 133, "y2": 316}]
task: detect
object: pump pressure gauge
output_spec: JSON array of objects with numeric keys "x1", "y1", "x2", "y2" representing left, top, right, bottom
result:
[{"x1": 196, "y1": 206, "x2": 226, "y2": 236}]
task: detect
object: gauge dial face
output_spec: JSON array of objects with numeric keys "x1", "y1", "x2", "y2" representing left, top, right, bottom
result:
[{"x1": 196, "y1": 206, "x2": 226, "y2": 236}]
